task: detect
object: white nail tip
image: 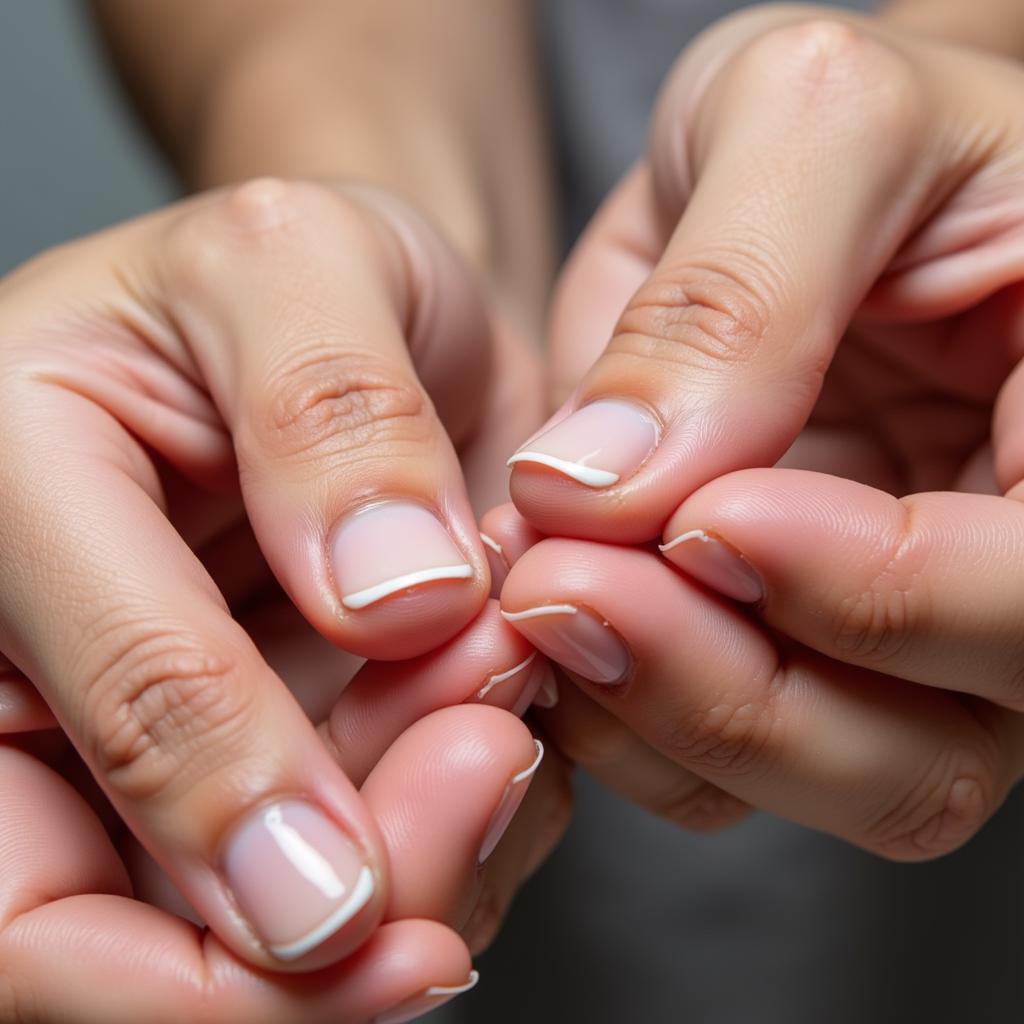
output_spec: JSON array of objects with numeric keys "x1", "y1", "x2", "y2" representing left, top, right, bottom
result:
[
  {"x1": 268, "y1": 865, "x2": 375, "y2": 961},
  {"x1": 506, "y1": 452, "x2": 620, "y2": 488},
  {"x1": 659, "y1": 528, "x2": 709, "y2": 553},
  {"x1": 512, "y1": 739, "x2": 545, "y2": 784},
  {"x1": 341, "y1": 564, "x2": 474, "y2": 609},
  {"x1": 479, "y1": 532, "x2": 503, "y2": 556},
  {"x1": 500, "y1": 604, "x2": 579, "y2": 622},
  {"x1": 476, "y1": 652, "x2": 537, "y2": 700},
  {"x1": 426, "y1": 970, "x2": 480, "y2": 998}
]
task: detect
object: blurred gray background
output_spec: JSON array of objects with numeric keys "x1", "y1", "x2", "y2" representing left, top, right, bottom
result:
[{"x1": 3, "y1": 3, "x2": 1024, "y2": 1024}]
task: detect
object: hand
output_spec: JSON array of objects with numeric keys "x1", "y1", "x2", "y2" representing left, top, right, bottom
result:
[
  {"x1": 501, "y1": 6, "x2": 1024, "y2": 857},
  {"x1": 0, "y1": 615, "x2": 568, "y2": 1022},
  {"x1": 0, "y1": 175, "x2": 549, "y2": 973}
]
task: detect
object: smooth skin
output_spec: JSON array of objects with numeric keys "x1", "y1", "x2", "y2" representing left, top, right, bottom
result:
[
  {"x1": 0, "y1": 175, "x2": 574, "y2": 1004},
  {"x1": 503, "y1": 4, "x2": 1024, "y2": 859}
]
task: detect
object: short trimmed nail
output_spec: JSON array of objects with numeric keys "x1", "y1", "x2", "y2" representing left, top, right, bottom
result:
[
  {"x1": 501, "y1": 605, "x2": 631, "y2": 685},
  {"x1": 223, "y1": 800, "x2": 375, "y2": 961},
  {"x1": 478, "y1": 740, "x2": 544, "y2": 863},
  {"x1": 332, "y1": 501, "x2": 473, "y2": 610},
  {"x1": 507, "y1": 399, "x2": 659, "y2": 488},
  {"x1": 480, "y1": 532, "x2": 508, "y2": 598},
  {"x1": 532, "y1": 664, "x2": 559, "y2": 709},
  {"x1": 475, "y1": 651, "x2": 536, "y2": 704},
  {"x1": 659, "y1": 529, "x2": 763, "y2": 603},
  {"x1": 374, "y1": 971, "x2": 480, "y2": 1024}
]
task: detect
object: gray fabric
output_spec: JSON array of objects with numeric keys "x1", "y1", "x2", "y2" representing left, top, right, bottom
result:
[{"x1": 1, "y1": 4, "x2": 1022, "y2": 1024}]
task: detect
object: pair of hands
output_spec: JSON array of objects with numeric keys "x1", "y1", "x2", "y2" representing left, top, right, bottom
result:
[{"x1": 5, "y1": 5, "x2": 1024, "y2": 1020}]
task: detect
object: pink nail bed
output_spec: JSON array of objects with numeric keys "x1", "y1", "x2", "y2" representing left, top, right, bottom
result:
[
  {"x1": 331, "y1": 501, "x2": 473, "y2": 610},
  {"x1": 659, "y1": 529, "x2": 763, "y2": 603},
  {"x1": 223, "y1": 799, "x2": 374, "y2": 961},
  {"x1": 478, "y1": 740, "x2": 544, "y2": 863},
  {"x1": 507, "y1": 398, "x2": 659, "y2": 488},
  {"x1": 501, "y1": 604, "x2": 631, "y2": 685},
  {"x1": 373, "y1": 971, "x2": 480, "y2": 1024}
]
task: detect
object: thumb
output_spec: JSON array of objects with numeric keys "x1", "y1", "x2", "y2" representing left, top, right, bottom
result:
[{"x1": 512, "y1": 17, "x2": 942, "y2": 542}]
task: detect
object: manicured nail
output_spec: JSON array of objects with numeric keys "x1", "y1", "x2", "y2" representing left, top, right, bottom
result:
[
  {"x1": 374, "y1": 971, "x2": 480, "y2": 1024},
  {"x1": 501, "y1": 605, "x2": 631, "y2": 684},
  {"x1": 659, "y1": 529, "x2": 763, "y2": 603},
  {"x1": 532, "y1": 663, "x2": 559, "y2": 709},
  {"x1": 223, "y1": 800, "x2": 375, "y2": 961},
  {"x1": 480, "y1": 532, "x2": 508, "y2": 598},
  {"x1": 475, "y1": 651, "x2": 536, "y2": 703},
  {"x1": 507, "y1": 399, "x2": 659, "y2": 488},
  {"x1": 478, "y1": 740, "x2": 544, "y2": 863},
  {"x1": 332, "y1": 501, "x2": 473, "y2": 610}
]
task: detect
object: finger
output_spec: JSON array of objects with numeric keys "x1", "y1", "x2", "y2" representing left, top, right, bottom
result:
[
  {"x1": 0, "y1": 659, "x2": 58, "y2": 733},
  {"x1": 501, "y1": 539, "x2": 1024, "y2": 860},
  {"x1": 323, "y1": 601, "x2": 549, "y2": 787},
  {"x1": 158, "y1": 179, "x2": 491, "y2": 660},
  {"x1": 0, "y1": 378, "x2": 385, "y2": 970},
  {"x1": 359, "y1": 705, "x2": 543, "y2": 927},
  {"x1": 662, "y1": 468, "x2": 1024, "y2": 710},
  {"x1": 510, "y1": 18, "x2": 949, "y2": 542},
  {"x1": 539, "y1": 673, "x2": 750, "y2": 833},
  {"x1": 461, "y1": 732, "x2": 573, "y2": 955},
  {"x1": 0, "y1": 745, "x2": 476, "y2": 1023}
]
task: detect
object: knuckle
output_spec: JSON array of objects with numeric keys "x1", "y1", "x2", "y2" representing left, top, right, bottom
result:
[
  {"x1": 732, "y1": 18, "x2": 925, "y2": 139},
  {"x1": 165, "y1": 177, "x2": 374, "y2": 286},
  {"x1": 654, "y1": 780, "x2": 750, "y2": 833},
  {"x1": 864, "y1": 743, "x2": 998, "y2": 861},
  {"x1": 831, "y1": 511, "x2": 926, "y2": 666},
  {"x1": 612, "y1": 261, "x2": 773, "y2": 371},
  {"x1": 247, "y1": 346, "x2": 432, "y2": 467},
  {"x1": 81, "y1": 623, "x2": 255, "y2": 804},
  {"x1": 665, "y1": 688, "x2": 778, "y2": 777}
]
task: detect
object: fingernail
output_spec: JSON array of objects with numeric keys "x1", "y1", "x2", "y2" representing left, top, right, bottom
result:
[
  {"x1": 659, "y1": 529, "x2": 763, "y2": 603},
  {"x1": 475, "y1": 651, "x2": 536, "y2": 703},
  {"x1": 480, "y1": 532, "x2": 508, "y2": 598},
  {"x1": 223, "y1": 799, "x2": 375, "y2": 961},
  {"x1": 532, "y1": 663, "x2": 559, "y2": 709},
  {"x1": 478, "y1": 740, "x2": 544, "y2": 863},
  {"x1": 501, "y1": 604, "x2": 631, "y2": 685},
  {"x1": 507, "y1": 399, "x2": 659, "y2": 488},
  {"x1": 374, "y1": 971, "x2": 480, "y2": 1024},
  {"x1": 332, "y1": 501, "x2": 473, "y2": 610}
]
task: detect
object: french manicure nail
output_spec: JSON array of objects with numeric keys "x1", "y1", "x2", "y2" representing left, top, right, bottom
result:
[
  {"x1": 480, "y1": 532, "x2": 509, "y2": 598},
  {"x1": 507, "y1": 399, "x2": 659, "y2": 488},
  {"x1": 659, "y1": 529, "x2": 763, "y2": 603},
  {"x1": 332, "y1": 501, "x2": 473, "y2": 610},
  {"x1": 532, "y1": 663, "x2": 559, "y2": 709},
  {"x1": 478, "y1": 740, "x2": 544, "y2": 863},
  {"x1": 223, "y1": 799, "x2": 375, "y2": 961},
  {"x1": 374, "y1": 971, "x2": 480, "y2": 1024},
  {"x1": 475, "y1": 651, "x2": 537, "y2": 703},
  {"x1": 501, "y1": 605, "x2": 631, "y2": 684}
]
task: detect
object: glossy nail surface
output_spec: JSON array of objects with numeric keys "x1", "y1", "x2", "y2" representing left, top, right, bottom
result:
[
  {"x1": 374, "y1": 972, "x2": 480, "y2": 1024},
  {"x1": 507, "y1": 399, "x2": 658, "y2": 488},
  {"x1": 223, "y1": 799, "x2": 374, "y2": 961},
  {"x1": 332, "y1": 501, "x2": 473, "y2": 610},
  {"x1": 501, "y1": 605, "x2": 631, "y2": 684},
  {"x1": 660, "y1": 529, "x2": 763, "y2": 603},
  {"x1": 478, "y1": 740, "x2": 544, "y2": 863}
]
